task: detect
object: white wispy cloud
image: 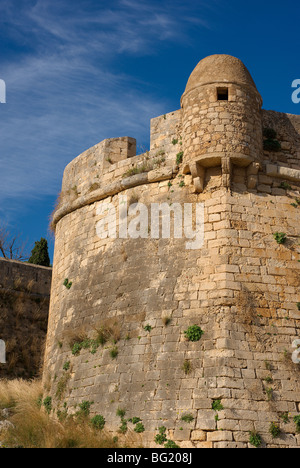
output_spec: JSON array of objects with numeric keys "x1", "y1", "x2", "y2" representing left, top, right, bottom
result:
[{"x1": 0, "y1": 0, "x2": 213, "y2": 216}]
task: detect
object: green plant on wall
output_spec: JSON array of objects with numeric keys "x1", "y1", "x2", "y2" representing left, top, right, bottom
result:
[
  {"x1": 212, "y1": 399, "x2": 224, "y2": 411},
  {"x1": 134, "y1": 422, "x2": 145, "y2": 433},
  {"x1": 280, "y1": 181, "x2": 292, "y2": 190},
  {"x1": 184, "y1": 325, "x2": 204, "y2": 342},
  {"x1": 154, "y1": 426, "x2": 168, "y2": 445},
  {"x1": 176, "y1": 151, "x2": 183, "y2": 165},
  {"x1": 110, "y1": 346, "x2": 118, "y2": 359},
  {"x1": 43, "y1": 396, "x2": 52, "y2": 414},
  {"x1": 181, "y1": 413, "x2": 194, "y2": 423},
  {"x1": 182, "y1": 359, "x2": 192, "y2": 375},
  {"x1": 63, "y1": 278, "x2": 72, "y2": 289},
  {"x1": 269, "y1": 421, "x2": 281, "y2": 439},
  {"x1": 249, "y1": 430, "x2": 262, "y2": 448},
  {"x1": 273, "y1": 232, "x2": 287, "y2": 245},
  {"x1": 263, "y1": 128, "x2": 281, "y2": 152},
  {"x1": 90, "y1": 414, "x2": 106, "y2": 430},
  {"x1": 294, "y1": 415, "x2": 300, "y2": 433}
]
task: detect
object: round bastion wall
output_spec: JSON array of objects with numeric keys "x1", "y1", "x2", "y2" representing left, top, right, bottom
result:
[{"x1": 43, "y1": 55, "x2": 300, "y2": 448}]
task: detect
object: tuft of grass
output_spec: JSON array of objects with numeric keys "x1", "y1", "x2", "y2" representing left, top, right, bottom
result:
[
  {"x1": 162, "y1": 316, "x2": 171, "y2": 326},
  {"x1": 279, "y1": 181, "x2": 292, "y2": 190},
  {"x1": 176, "y1": 151, "x2": 184, "y2": 165},
  {"x1": 110, "y1": 347, "x2": 118, "y2": 359},
  {"x1": 269, "y1": 421, "x2": 281, "y2": 439},
  {"x1": 180, "y1": 413, "x2": 194, "y2": 423},
  {"x1": 265, "y1": 387, "x2": 274, "y2": 401},
  {"x1": 182, "y1": 359, "x2": 192, "y2": 375},
  {"x1": 294, "y1": 415, "x2": 300, "y2": 433},
  {"x1": 249, "y1": 430, "x2": 262, "y2": 448}
]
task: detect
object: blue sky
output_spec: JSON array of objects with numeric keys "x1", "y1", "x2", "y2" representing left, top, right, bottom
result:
[{"x1": 0, "y1": 0, "x2": 299, "y2": 262}]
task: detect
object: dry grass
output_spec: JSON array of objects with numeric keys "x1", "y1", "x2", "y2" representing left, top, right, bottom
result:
[
  {"x1": 93, "y1": 318, "x2": 121, "y2": 345},
  {"x1": 49, "y1": 191, "x2": 63, "y2": 233},
  {"x1": 0, "y1": 379, "x2": 142, "y2": 448}
]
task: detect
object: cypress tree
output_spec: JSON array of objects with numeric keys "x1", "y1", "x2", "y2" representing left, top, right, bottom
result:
[{"x1": 28, "y1": 238, "x2": 50, "y2": 267}]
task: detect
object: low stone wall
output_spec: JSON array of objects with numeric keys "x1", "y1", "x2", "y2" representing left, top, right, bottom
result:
[{"x1": 0, "y1": 258, "x2": 52, "y2": 379}]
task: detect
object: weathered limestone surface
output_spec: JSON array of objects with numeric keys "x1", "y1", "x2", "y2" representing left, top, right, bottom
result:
[
  {"x1": 0, "y1": 258, "x2": 52, "y2": 378},
  {"x1": 44, "y1": 55, "x2": 300, "y2": 448}
]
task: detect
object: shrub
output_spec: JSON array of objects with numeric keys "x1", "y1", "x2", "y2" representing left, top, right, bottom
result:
[
  {"x1": 263, "y1": 128, "x2": 277, "y2": 140},
  {"x1": 71, "y1": 342, "x2": 82, "y2": 356},
  {"x1": 184, "y1": 325, "x2": 204, "y2": 342},
  {"x1": 90, "y1": 415, "x2": 106, "y2": 430},
  {"x1": 134, "y1": 422, "x2": 145, "y2": 433},
  {"x1": 263, "y1": 139, "x2": 281, "y2": 152},
  {"x1": 212, "y1": 399, "x2": 224, "y2": 411},
  {"x1": 129, "y1": 417, "x2": 141, "y2": 424},
  {"x1": 116, "y1": 408, "x2": 126, "y2": 418},
  {"x1": 164, "y1": 440, "x2": 180, "y2": 448},
  {"x1": 76, "y1": 400, "x2": 93, "y2": 419},
  {"x1": 154, "y1": 426, "x2": 167, "y2": 445}
]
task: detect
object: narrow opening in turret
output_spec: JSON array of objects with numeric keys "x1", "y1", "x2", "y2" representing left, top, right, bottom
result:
[{"x1": 217, "y1": 87, "x2": 228, "y2": 101}]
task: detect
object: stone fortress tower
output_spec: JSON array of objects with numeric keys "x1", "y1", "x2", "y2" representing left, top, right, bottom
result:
[{"x1": 43, "y1": 55, "x2": 300, "y2": 448}]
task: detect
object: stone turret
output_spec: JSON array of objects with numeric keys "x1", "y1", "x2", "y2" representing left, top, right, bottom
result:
[
  {"x1": 181, "y1": 54, "x2": 263, "y2": 191},
  {"x1": 43, "y1": 55, "x2": 300, "y2": 449}
]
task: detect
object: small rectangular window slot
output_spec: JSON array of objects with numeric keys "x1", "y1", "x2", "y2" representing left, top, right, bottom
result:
[{"x1": 217, "y1": 88, "x2": 229, "y2": 101}]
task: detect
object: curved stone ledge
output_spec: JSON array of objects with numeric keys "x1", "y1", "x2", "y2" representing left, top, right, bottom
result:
[
  {"x1": 52, "y1": 166, "x2": 175, "y2": 227},
  {"x1": 266, "y1": 163, "x2": 300, "y2": 181}
]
